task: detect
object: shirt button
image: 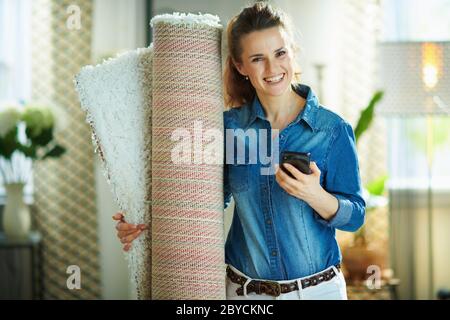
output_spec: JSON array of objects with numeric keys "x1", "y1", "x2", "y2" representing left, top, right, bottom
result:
[
  {"x1": 266, "y1": 219, "x2": 272, "y2": 225},
  {"x1": 271, "y1": 250, "x2": 277, "y2": 257}
]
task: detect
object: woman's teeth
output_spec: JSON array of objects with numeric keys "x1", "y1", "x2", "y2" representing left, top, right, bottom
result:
[{"x1": 264, "y1": 73, "x2": 284, "y2": 83}]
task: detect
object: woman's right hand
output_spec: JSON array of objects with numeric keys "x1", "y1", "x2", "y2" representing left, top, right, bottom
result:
[{"x1": 112, "y1": 212, "x2": 148, "y2": 252}]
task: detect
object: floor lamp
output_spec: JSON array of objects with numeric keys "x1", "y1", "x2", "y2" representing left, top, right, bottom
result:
[{"x1": 378, "y1": 41, "x2": 450, "y2": 299}]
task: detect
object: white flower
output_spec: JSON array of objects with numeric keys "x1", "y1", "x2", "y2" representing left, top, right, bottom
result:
[{"x1": 0, "y1": 102, "x2": 22, "y2": 137}]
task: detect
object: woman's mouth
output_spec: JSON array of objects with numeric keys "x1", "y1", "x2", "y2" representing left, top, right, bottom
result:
[{"x1": 264, "y1": 73, "x2": 285, "y2": 84}]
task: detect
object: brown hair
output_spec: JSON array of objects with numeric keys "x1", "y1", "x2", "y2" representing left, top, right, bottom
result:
[{"x1": 224, "y1": 1, "x2": 301, "y2": 108}]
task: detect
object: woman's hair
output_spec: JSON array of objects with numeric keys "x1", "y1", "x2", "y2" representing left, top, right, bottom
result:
[{"x1": 224, "y1": 1, "x2": 301, "y2": 108}]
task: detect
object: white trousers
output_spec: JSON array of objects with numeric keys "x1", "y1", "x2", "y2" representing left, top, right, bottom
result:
[{"x1": 226, "y1": 264, "x2": 348, "y2": 300}]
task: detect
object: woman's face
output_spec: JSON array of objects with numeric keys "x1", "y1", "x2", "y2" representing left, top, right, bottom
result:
[{"x1": 234, "y1": 26, "x2": 295, "y2": 99}]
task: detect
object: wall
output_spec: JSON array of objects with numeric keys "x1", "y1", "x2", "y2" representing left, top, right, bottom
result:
[
  {"x1": 92, "y1": 0, "x2": 147, "y2": 300},
  {"x1": 274, "y1": 0, "x2": 343, "y2": 109},
  {"x1": 92, "y1": 0, "x2": 147, "y2": 61}
]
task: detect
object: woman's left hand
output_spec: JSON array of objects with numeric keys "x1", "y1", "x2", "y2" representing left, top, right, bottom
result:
[{"x1": 275, "y1": 161, "x2": 323, "y2": 203}]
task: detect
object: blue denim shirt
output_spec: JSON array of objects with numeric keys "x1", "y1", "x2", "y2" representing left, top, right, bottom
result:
[{"x1": 223, "y1": 84, "x2": 366, "y2": 281}]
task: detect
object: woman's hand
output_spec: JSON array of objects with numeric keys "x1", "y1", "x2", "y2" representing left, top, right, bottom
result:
[
  {"x1": 275, "y1": 161, "x2": 323, "y2": 203},
  {"x1": 275, "y1": 162, "x2": 339, "y2": 221},
  {"x1": 112, "y1": 212, "x2": 148, "y2": 252}
]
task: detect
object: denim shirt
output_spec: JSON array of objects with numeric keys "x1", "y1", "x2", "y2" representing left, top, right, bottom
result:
[{"x1": 223, "y1": 83, "x2": 366, "y2": 281}]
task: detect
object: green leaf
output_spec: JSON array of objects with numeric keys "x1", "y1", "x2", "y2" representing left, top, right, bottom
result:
[
  {"x1": 354, "y1": 91, "x2": 384, "y2": 144},
  {"x1": 29, "y1": 127, "x2": 53, "y2": 146},
  {"x1": 0, "y1": 127, "x2": 20, "y2": 159},
  {"x1": 17, "y1": 144, "x2": 38, "y2": 159},
  {"x1": 366, "y1": 174, "x2": 388, "y2": 196},
  {"x1": 42, "y1": 145, "x2": 66, "y2": 159}
]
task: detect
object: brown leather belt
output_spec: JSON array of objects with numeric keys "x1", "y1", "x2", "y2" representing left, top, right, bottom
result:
[{"x1": 226, "y1": 264, "x2": 341, "y2": 297}]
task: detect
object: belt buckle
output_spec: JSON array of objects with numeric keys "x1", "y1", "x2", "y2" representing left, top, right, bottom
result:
[{"x1": 263, "y1": 281, "x2": 282, "y2": 297}]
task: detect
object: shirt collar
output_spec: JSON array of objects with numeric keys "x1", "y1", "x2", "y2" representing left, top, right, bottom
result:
[{"x1": 244, "y1": 83, "x2": 319, "y2": 131}]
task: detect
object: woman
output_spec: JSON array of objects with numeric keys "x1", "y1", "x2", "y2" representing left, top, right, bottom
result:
[{"x1": 113, "y1": 2, "x2": 365, "y2": 300}]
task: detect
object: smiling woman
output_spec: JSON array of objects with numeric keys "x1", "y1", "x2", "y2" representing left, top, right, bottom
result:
[
  {"x1": 114, "y1": 1, "x2": 366, "y2": 301},
  {"x1": 220, "y1": 2, "x2": 365, "y2": 300}
]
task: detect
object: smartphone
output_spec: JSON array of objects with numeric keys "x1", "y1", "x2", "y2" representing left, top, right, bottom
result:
[{"x1": 280, "y1": 151, "x2": 312, "y2": 177}]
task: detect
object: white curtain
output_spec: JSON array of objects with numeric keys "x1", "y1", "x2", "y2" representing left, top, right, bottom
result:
[
  {"x1": 387, "y1": 118, "x2": 450, "y2": 299},
  {"x1": 0, "y1": 0, "x2": 31, "y2": 102}
]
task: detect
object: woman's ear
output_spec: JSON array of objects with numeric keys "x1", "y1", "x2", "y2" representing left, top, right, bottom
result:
[{"x1": 233, "y1": 60, "x2": 246, "y2": 77}]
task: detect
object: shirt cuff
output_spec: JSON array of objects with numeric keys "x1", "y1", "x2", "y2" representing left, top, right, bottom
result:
[
  {"x1": 314, "y1": 195, "x2": 353, "y2": 228},
  {"x1": 328, "y1": 196, "x2": 353, "y2": 228}
]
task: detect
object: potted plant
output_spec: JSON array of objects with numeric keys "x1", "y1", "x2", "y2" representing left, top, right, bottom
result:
[
  {"x1": 341, "y1": 91, "x2": 390, "y2": 283},
  {"x1": 0, "y1": 101, "x2": 66, "y2": 239}
]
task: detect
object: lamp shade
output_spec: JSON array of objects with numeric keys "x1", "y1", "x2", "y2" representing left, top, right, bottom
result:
[{"x1": 377, "y1": 41, "x2": 450, "y2": 116}]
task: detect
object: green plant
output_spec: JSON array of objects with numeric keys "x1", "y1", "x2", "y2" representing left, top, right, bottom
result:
[
  {"x1": 366, "y1": 174, "x2": 388, "y2": 196},
  {"x1": 0, "y1": 102, "x2": 66, "y2": 183},
  {"x1": 354, "y1": 91, "x2": 384, "y2": 143},
  {"x1": 352, "y1": 91, "x2": 387, "y2": 242}
]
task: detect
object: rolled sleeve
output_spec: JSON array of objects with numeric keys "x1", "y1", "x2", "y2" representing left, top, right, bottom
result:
[
  {"x1": 320, "y1": 121, "x2": 366, "y2": 232},
  {"x1": 314, "y1": 194, "x2": 365, "y2": 231}
]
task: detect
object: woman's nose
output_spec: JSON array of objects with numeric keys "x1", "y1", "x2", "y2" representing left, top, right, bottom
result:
[{"x1": 265, "y1": 58, "x2": 278, "y2": 74}]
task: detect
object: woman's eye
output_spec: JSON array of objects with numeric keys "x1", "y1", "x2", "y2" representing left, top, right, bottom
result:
[
  {"x1": 276, "y1": 50, "x2": 286, "y2": 57},
  {"x1": 252, "y1": 57, "x2": 263, "y2": 63}
]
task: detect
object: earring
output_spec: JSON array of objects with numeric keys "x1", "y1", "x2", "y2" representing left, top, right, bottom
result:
[{"x1": 245, "y1": 76, "x2": 249, "y2": 80}]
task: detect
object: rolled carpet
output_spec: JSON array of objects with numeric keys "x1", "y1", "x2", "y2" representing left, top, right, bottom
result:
[
  {"x1": 151, "y1": 13, "x2": 225, "y2": 299},
  {"x1": 74, "y1": 47, "x2": 154, "y2": 299}
]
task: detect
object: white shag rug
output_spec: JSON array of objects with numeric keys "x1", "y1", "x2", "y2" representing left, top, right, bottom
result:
[{"x1": 74, "y1": 46, "x2": 153, "y2": 299}]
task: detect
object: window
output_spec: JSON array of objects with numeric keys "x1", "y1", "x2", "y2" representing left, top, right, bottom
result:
[
  {"x1": 0, "y1": 0, "x2": 32, "y2": 200},
  {"x1": 382, "y1": 0, "x2": 450, "y2": 190},
  {"x1": 388, "y1": 118, "x2": 450, "y2": 190},
  {"x1": 382, "y1": 0, "x2": 450, "y2": 41}
]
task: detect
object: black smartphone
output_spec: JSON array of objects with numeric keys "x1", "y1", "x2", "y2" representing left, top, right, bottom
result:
[{"x1": 280, "y1": 151, "x2": 312, "y2": 177}]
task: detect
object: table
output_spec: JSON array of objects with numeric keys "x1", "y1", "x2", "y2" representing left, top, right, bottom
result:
[
  {"x1": 0, "y1": 231, "x2": 44, "y2": 299},
  {"x1": 346, "y1": 278, "x2": 400, "y2": 300}
]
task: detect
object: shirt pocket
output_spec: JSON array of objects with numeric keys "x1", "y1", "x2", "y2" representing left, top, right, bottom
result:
[{"x1": 227, "y1": 163, "x2": 249, "y2": 193}]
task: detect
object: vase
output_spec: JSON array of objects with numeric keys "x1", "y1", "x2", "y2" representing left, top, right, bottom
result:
[
  {"x1": 3, "y1": 182, "x2": 31, "y2": 239},
  {"x1": 342, "y1": 237, "x2": 386, "y2": 284}
]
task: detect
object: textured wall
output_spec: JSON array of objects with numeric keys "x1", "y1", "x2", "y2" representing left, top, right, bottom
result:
[{"x1": 31, "y1": 0, "x2": 101, "y2": 299}]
